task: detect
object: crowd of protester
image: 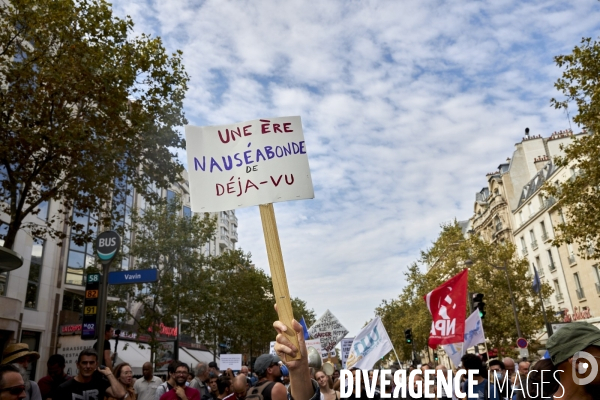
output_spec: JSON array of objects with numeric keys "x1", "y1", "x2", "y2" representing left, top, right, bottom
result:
[{"x1": 1, "y1": 321, "x2": 600, "y2": 399}]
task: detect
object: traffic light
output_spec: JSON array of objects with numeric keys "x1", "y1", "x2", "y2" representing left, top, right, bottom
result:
[
  {"x1": 472, "y1": 293, "x2": 486, "y2": 319},
  {"x1": 404, "y1": 328, "x2": 413, "y2": 344}
]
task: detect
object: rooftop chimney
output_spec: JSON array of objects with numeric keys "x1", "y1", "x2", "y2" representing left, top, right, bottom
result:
[{"x1": 525, "y1": 127, "x2": 530, "y2": 136}]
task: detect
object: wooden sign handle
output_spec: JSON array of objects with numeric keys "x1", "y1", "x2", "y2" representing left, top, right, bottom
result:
[{"x1": 259, "y1": 203, "x2": 301, "y2": 361}]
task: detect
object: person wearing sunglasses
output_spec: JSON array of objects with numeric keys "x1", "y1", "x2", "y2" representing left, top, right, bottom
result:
[{"x1": 0, "y1": 364, "x2": 27, "y2": 400}]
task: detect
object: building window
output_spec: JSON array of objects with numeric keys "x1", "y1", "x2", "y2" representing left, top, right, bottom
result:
[
  {"x1": 167, "y1": 189, "x2": 176, "y2": 203},
  {"x1": 548, "y1": 249, "x2": 556, "y2": 271},
  {"x1": 25, "y1": 238, "x2": 44, "y2": 309},
  {"x1": 540, "y1": 221, "x2": 548, "y2": 241},
  {"x1": 183, "y1": 206, "x2": 191, "y2": 218},
  {"x1": 530, "y1": 230, "x2": 537, "y2": 249},
  {"x1": 520, "y1": 237, "x2": 527, "y2": 255},
  {"x1": 535, "y1": 256, "x2": 543, "y2": 276},
  {"x1": 574, "y1": 272, "x2": 585, "y2": 299},
  {"x1": 66, "y1": 210, "x2": 98, "y2": 286},
  {"x1": 558, "y1": 209, "x2": 566, "y2": 224},
  {"x1": 593, "y1": 265, "x2": 600, "y2": 295},
  {"x1": 494, "y1": 216, "x2": 502, "y2": 231},
  {"x1": 528, "y1": 202, "x2": 534, "y2": 217},
  {"x1": 554, "y1": 279, "x2": 563, "y2": 302},
  {"x1": 62, "y1": 291, "x2": 83, "y2": 313},
  {"x1": 519, "y1": 211, "x2": 524, "y2": 224}
]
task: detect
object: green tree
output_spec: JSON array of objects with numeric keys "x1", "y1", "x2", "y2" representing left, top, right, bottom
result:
[
  {"x1": 110, "y1": 197, "x2": 215, "y2": 363},
  {"x1": 0, "y1": 0, "x2": 189, "y2": 249},
  {"x1": 545, "y1": 37, "x2": 600, "y2": 255},
  {"x1": 377, "y1": 222, "x2": 555, "y2": 360}
]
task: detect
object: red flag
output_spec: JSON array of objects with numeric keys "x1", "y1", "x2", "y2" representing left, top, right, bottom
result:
[{"x1": 423, "y1": 269, "x2": 468, "y2": 349}]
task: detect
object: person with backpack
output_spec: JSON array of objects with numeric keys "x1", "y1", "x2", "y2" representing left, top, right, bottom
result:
[{"x1": 246, "y1": 355, "x2": 287, "y2": 400}]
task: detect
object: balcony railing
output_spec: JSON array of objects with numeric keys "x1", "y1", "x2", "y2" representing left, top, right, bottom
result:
[
  {"x1": 531, "y1": 240, "x2": 538, "y2": 250},
  {"x1": 549, "y1": 262, "x2": 556, "y2": 271},
  {"x1": 545, "y1": 197, "x2": 557, "y2": 208},
  {"x1": 568, "y1": 254, "x2": 576, "y2": 265},
  {"x1": 541, "y1": 232, "x2": 550, "y2": 242},
  {"x1": 522, "y1": 248, "x2": 528, "y2": 256},
  {"x1": 576, "y1": 288, "x2": 586, "y2": 300},
  {"x1": 537, "y1": 267, "x2": 544, "y2": 277},
  {"x1": 556, "y1": 293, "x2": 564, "y2": 303}
]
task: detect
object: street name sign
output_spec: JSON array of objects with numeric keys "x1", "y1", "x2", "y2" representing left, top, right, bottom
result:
[{"x1": 108, "y1": 269, "x2": 158, "y2": 285}]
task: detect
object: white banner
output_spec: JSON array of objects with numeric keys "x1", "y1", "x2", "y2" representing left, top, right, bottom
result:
[
  {"x1": 341, "y1": 338, "x2": 354, "y2": 369},
  {"x1": 346, "y1": 317, "x2": 393, "y2": 370},
  {"x1": 463, "y1": 311, "x2": 486, "y2": 350},
  {"x1": 185, "y1": 116, "x2": 314, "y2": 212},
  {"x1": 441, "y1": 342, "x2": 463, "y2": 368},
  {"x1": 219, "y1": 354, "x2": 242, "y2": 371},
  {"x1": 308, "y1": 309, "x2": 349, "y2": 352}
]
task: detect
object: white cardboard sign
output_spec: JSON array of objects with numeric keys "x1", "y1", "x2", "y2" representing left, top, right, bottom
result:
[
  {"x1": 219, "y1": 354, "x2": 242, "y2": 371},
  {"x1": 185, "y1": 116, "x2": 314, "y2": 212},
  {"x1": 308, "y1": 309, "x2": 349, "y2": 353},
  {"x1": 340, "y1": 337, "x2": 354, "y2": 369}
]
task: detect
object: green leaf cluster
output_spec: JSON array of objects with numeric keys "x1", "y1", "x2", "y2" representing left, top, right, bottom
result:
[
  {"x1": 109, "y1": 197, "x2": 315, "y2": 362},
  {"x1": 0, "y1": 0, "x2": 188, "y2": 249},
  {"x1": 546, "y1": 37, "x2": 600, "y2": 256}
]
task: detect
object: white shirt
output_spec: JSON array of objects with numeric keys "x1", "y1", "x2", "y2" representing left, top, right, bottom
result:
[{"x1": 134, "y1": 376, "x2": 163, "y2": 400}]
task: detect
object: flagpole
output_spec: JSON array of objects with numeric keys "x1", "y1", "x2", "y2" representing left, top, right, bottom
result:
[{"x1": 534, "y1": 266, "x2": 553, "y2": 337}]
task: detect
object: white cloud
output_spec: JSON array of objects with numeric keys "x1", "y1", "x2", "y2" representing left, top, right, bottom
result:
[{"x1": 111, "y1": 0, "x2": 600, "y2": 336}]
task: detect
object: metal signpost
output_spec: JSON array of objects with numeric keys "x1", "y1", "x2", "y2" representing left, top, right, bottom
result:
[{"x1": 94, "y1": 231, "x2": 121, "y2": 366}]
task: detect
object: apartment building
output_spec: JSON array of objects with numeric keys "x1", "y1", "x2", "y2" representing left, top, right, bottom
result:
[
  {"x1": 0, "y1": 169, "x2": 236, "y2": 379},
  {"x1": 467, "y1": 129, "x2": 600, "y2": 329}
]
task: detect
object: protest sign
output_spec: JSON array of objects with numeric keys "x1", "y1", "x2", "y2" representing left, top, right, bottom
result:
[
  {"x1": 185, "y1": 116, "x2": 313, "y2": 212},
  {"x1": 341, "y1": 337, "x2": 354, "y2": 369},
  {"x1": 185, "y1": 116, "x2": 314, "y2": 361},
  {"x1": 220, "y1": 354, "x2": 242, "y2": 371},
  {"x1": 269, "y1": 341, "x2": 277, "y2": 356},
  {"x1": 308, "y1": 309, "x2": 349, "y2": 354}
]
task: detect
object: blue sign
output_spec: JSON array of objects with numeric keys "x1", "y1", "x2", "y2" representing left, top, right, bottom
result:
[{"x1": 108, "y1": 269, "x2": 158, "y2": 285}]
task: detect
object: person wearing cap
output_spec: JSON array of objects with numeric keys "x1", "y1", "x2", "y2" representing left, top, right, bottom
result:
[
  {"x1": 246, "y1": 354, "x2": 286, "y2": 400},
  {"x1": 1, "y1": 343, "x2": 41, "y2": 400},
  {"x1": 518, "y1": 321, "x2": 600, "y2": 400}
]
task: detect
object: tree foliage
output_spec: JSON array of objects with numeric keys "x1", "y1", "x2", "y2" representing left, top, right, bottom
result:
[
  {"x1": 110, "y1": 197, "x2": 315, "y2": 361},
  {"x1": 545, "y1": 37, "x2": 600, "y2": 255},
  {"x1": 0, "y1": 0, "x2": 188, "y2": 249},
  {"x1": 376, "y1": 222, "x2": 555, "y2": 361}
]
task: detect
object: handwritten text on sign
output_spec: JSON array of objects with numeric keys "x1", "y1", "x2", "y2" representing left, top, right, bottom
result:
[
  {"x1": 308, "y1": 309, "x2": 349, "y2": 352},
  {"x1": 185, "y1": 117, "x2": 314, "y2": 212}
]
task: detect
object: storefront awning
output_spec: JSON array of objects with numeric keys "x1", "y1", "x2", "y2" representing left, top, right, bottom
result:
[
  {"x1": 183, "y1": 348, "x2": 217, "y2": 365},
  {"x1": 113, "y1": 340, "x2": 152, "y2": 376}
]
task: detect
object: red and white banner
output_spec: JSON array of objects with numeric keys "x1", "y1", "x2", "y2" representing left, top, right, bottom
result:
[{"x1": 424, "y1": 269, "x2": 468, "y2": 349}]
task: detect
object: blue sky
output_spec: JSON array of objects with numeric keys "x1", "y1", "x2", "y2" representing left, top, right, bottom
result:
[{"x1": 111, "y1": 0, "x2": 600, "y2": 336}]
